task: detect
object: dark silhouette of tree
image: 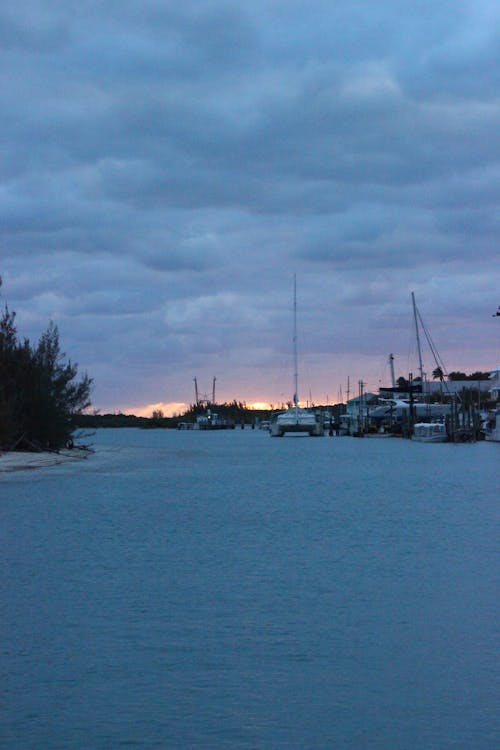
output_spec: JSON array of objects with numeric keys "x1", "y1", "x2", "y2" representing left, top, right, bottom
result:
[
  {"x1": 432, "y1": 367, "x2": 444, "y2": 381},
  {"x1": 466, "y1": 371, "x2": 491, "y2": 381},
  {"x1": 0, "y1": 280, "x2": 92, "y2": 450},
  {"x1": 0, "y1": 303, "x2": 23, "y2": 446}
]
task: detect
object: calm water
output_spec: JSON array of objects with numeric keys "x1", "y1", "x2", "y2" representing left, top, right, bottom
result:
[{"x1": 1, "y1": 428, "x2": 498, "y2": 749}]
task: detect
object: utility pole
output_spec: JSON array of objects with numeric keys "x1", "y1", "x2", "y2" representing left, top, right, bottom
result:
[
  {"x1": 212, "y1": 376, "x2": 216, "y2": 405},
  {"x1": 389, "y1": 353, "x2": 396, "y2": 388},
  {"x1": 408, "y1": 371, "x2": 414, "y2": 438},
  {"x1": 358, "y1": 380, "x2": 365, "y2": 435},
  {"x1": 193, "y1": 377, "x2": 199, "y2": 406}
]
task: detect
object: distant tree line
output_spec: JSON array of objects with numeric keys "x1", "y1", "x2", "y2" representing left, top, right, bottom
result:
[
  {"x1": 445, "y1": 371, "x2": 491, "y2": 381},
  {"x1": 0, "y1": 278, "x2": 92, "y2": 451},
  {"x1": 75, "y1": 412, "x2": 152, "y2": 429},
  {"x1": 73, "y1": 401, "x2": 276, "y2": 430},
  {"x1": 396, "y1": 370, "x2": 491, "y2": 388},
  {"x1": 181, "y1": 400, "x2": 259, "y2": 424}
]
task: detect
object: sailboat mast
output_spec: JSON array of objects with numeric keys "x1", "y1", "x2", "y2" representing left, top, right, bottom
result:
[
  {"x1": 293, "y1": 274, "x2": 299, "y2": 409},
  {"x1": 411, "y1": 291, "x2": 424, "y2": 383}
]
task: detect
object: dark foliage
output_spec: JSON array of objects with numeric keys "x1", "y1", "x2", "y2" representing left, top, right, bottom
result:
[
  {"x1": 73, "y1": 413, "x2": 150, "y2": 429},
  {"x1": 448, "y1": 371, "x2": 491, "y2": 381},
  {"x1": 0, "y1": 301, "x2": 92, "y2": 451}
]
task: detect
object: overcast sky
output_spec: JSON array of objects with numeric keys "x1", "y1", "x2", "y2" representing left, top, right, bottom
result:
[{"x1": 2, "y1": 0, "x2": 499, "y2": 414}]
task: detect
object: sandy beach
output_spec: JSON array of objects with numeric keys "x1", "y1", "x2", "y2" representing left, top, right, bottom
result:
[{"x1": 0, "y1": 448, "x2": 92, "y2": 472}]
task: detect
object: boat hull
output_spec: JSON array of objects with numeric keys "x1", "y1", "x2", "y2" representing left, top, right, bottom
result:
[
  {"x1": 412, "y1": 434, "x2": 448, "y2": 443},
  {"x1": 484, "y1": 431, "x2": 500, "y2": 442},
  {"x1": 270, "y1": 409, "x2": 324, "y2": 437},
  {"x1": 412, "y1": 422, "x2": 448, "y2": 442},
  {"x1": 484, "y1": 409, "x2": 500, "y2": 442}
]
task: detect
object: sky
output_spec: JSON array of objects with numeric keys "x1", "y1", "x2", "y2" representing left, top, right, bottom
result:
[{"x1": 1, "y1": 0, "x2": 499, "y2": 416}]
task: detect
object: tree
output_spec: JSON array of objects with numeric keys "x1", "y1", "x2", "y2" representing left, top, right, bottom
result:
[
  {"x1": 432, "y1": 367, "x2": 444, "y2": 381},
  {"x1": 30, "y1": 322, "x2": 93, "y2": 448},
  {"x1": 466, "y1": 371, "x2": 491, "y2": 381},
  {"x1": 0, "y1": 304, "x2": 21, "y2": 446},
  {"x1": 0, "y1": 296, "x2": 92, "y2": 450}
]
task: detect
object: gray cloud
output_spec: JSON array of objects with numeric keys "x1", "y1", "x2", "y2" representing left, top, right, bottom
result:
[{"x1": 1, "y1": 1, "x2": 498, "y2": 411}]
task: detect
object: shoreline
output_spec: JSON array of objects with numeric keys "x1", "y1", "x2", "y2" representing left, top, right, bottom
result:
[{"x1": 0, "y1": 447, "x2": 92, "y2": 473}]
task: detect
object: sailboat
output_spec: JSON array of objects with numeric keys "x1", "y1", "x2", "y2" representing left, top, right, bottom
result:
[
  {"x1": 409, "y1": 291, "x2": 449, "y2": 442},
  {"x1": 269, "y1": 276, "x2": 324, "y2": 437}
]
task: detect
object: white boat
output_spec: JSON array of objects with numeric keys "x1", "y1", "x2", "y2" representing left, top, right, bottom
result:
[
  {"x1": 412, "y1": 422, "x2": 448, "y2": 442},
  {"x1": 270, "y1": 406, "x2": 324, "y2": 437},
  {"x1": 270, "y1": 276, "x2": 324, "y2": 437},
  {"x1": 484, "y1": 407, "x2": 500, "y2": 442}
]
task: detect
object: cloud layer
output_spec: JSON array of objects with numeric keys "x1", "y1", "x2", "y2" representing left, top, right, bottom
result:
[{"x1": 2, "y1": 1, "x2": 499, "y2": 412}]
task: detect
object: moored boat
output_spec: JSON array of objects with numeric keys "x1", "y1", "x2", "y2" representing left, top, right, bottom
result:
[
  {"x1": 270, "y1": 275, "x2": 324, "y2": 437},
  {"x1": 412, "y1": 421, "x2": 448, "y2": 442},
  {"x1": 270, "y1": 406, "x2": 324, "y2": 437},
  {"x1": 194, "y1": 410, "x2": 235, "y2": 430},
  {"x1": 484, "y1": 407, "x2": 500, "y2": 442}
]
